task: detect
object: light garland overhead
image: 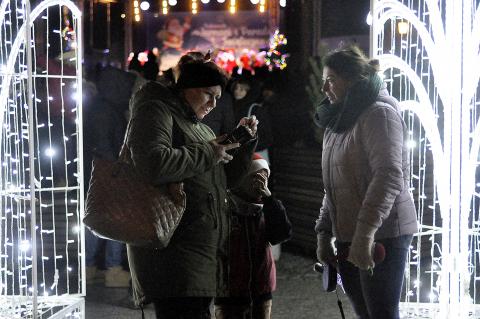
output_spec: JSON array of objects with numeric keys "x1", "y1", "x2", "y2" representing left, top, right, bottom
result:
[
  {"x1": 133, "y1": 0, "x2": 141, "y2": 21},
  {"x1": 191, "y1": 0, "x2": 198, "y2": 14},
  {"x1": 258, "y1": 0, "x2": 265, "y2": 13},
  {"x1": 161, "y1": 0, "x2": 287, "y2": 14},
  {"x1": 161, "y1": 0, "x2": 168, "y2": 14},
  {"x1": 229, "y1": 0, "x2": 236, "y2": 14}
]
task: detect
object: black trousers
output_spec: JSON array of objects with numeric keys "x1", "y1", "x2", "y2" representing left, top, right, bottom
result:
[
  {"x1": 153, "y1": 297, "x2": 213, "y2": 319},
  {"x1": 337, "y1": 235, "x2": 413, "y2": 319}
]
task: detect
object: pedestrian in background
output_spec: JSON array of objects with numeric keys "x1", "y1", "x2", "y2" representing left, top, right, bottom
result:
[
  {"x1": 314, "y1": 45, "x2": 418, "y2": 319},
  {"x1": 128, "y1": 52, "x2": 147, "y2": 97},
  {"x1": 143, "y1": 50, "x2": 160, "y2": 81},
  {"x1": 84, "y1": 66, "x2": 136, "y2": 287}
]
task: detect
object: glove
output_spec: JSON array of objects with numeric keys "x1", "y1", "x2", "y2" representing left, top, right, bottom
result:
[
  {"x1": 316, "y1": 232, "x2": 336, "y2": 266},
  {"x1": 347, "y1": 221, "x2": 376, "y2": 270}
]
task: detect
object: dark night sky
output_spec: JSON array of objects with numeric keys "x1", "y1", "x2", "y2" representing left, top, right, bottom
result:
[{"x1": 321, "y1": 0, "x2": 371, "y2": 37}]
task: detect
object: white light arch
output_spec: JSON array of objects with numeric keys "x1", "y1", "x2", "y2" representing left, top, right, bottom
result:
[
  {"x1": 373, "y1": 0, "x2": 480, "y2": 317},
  {"x1": 372, "y1": 2, "x2": 450, "y2": 112},
  {"x1": 0, "y1": 0, "x2": 84, "y2": 317},
  {"x1": 0, "y1": 0, "x2": 81, "y2": 136}
]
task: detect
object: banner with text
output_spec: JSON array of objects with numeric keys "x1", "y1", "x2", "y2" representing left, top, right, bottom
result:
[{"x1": 145, "y1": 11, "x2": 271, "y2": 70}]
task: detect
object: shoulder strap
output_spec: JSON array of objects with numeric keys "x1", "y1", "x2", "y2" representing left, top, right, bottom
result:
[
  {"x1": 118, "y1": 121, "x2": 132, "y2": 163},
  {"x1": 118, "y1": 111, "x2": 183, "y2": 163}
]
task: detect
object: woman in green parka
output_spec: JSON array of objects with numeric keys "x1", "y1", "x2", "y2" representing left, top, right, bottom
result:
[{"x1": 126, "y1": 56, "x2": 258, "y2": 319}]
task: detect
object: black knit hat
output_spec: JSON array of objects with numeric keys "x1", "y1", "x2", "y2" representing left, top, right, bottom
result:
[{"x1": 176, "y1": 61, "x2": 228, "y2": 90}]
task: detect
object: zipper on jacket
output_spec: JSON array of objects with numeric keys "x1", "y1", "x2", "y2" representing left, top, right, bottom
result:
[{"x1": 326, "y1": 135, "x2": 340, "y2": 242}]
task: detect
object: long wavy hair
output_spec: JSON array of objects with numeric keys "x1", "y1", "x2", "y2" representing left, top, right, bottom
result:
[{"x1": 322, "y1": 45, "x2": 379, "y2": 84}]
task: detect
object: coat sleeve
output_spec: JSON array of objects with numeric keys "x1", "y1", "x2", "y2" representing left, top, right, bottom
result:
[
  {"x1": 357, "y1": 104, "x2": 406, "y2": 231},
  {"x1": 127, "y1": 101, "x2": 216, "y2": 185},
  {"x1": 224, "y1": 137, "x2": 258, "y2": 189},
  {"x1": 255, "y1": 105, "x2": 273, "y2": 151},
  {"x1": 263, "y1": 196, "x2": 292, "y2": 245},
  {"x1": 315, "y1": 194, "x2": 333, "y2": 235}
]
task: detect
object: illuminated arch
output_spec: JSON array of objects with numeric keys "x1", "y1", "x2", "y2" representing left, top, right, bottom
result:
[
  {"x1": 373, "y1": 0, "x2": 480, "y2": 317},
  {"x1": 0, "y1": 0, "x2": 82, "y2": 140},
  {"x1": 381, "y1": 54, "x2": 449, "y2": 216},
  {"x1": 373, "y1": 3, "x2": 450, "y2": 108},
  {"x1": 0, "y1": 0, "x2": 84, "y2": 317}
]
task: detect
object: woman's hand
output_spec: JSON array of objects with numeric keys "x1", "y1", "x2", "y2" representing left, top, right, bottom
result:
[
  {"x1": 238, "y1": 115, "x2": 259, "y2": 137},
  {"x1": 347, "y1": 236, "x2": 374, "y2": 271},
  {"x1": 347, "y1": 222, "x2": 376, "y2": 270},
  {"x1": 209, "y1": 135, "x2": 240, "y2": 164},
  {"x1": 253, "y1": 171, "x2": 271, "y2": 197},
  {"x1": 316, "y1": 232, "x2": 337, "y2": 267}
]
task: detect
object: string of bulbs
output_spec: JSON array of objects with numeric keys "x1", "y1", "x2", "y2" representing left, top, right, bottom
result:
[{"x1": 135, "y1": 0, "x2": 286, "y2": 22}]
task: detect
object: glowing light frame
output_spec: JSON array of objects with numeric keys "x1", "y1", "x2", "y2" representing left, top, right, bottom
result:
[
  {"x1": 372, "y1": 0, "x2": 480, "y2": 317},
  {"x1": 0, "y1": 0, "x2": 84, "y2": 317}
]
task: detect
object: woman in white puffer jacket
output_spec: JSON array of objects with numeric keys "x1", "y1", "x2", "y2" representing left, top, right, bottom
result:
[{"x1": 314, "y1": 45, "x2": 418, "y2": 319}]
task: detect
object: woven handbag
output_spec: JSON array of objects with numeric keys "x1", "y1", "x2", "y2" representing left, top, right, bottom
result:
[{"x1": 83, "y1": 142, "x2": 186, "y2": 247}]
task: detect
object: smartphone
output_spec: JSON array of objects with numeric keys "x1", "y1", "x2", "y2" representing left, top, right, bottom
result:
[{"x1": 220, "y1": 125, "x2": 254, "y2": 145}]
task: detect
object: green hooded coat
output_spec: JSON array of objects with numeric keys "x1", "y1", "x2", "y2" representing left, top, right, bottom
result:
[{"x1": 126, "y1": 81, "x2": 255, "y2": 305}]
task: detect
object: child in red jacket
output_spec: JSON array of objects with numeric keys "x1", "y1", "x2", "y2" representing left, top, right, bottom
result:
[{"x1": 215, "y1": 153, "x2": 292, "y2": 319}]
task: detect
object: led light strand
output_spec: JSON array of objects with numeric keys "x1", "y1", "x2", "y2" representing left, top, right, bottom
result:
[
  {"x1": 259, "y1": 0, "x2": 265, "y2": 13},
  {"x1": 1, "y1": 0, "x2": 84, "y2": 317},
  {"x1": 133, "y1": 0, "x2": 140, "y2": 22},
  {"x1": 373, "y1": 0, "x2": 480, "y2": 317},
  {"x1": 192, "y1": 0, "x2": 198, "y2": 14},
  {"x1": 162, "y1": 0, "x2": 168, "y2": 15}
]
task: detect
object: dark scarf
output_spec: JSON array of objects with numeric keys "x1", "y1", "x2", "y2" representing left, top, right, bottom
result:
[{"x1": 314, "y1": 73, "x2": 383, "y2": 133}]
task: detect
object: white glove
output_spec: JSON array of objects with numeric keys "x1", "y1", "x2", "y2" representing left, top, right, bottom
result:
[
  {"x1": 347, "y1": 221, "x2": 376, "y2": 270},
  {"x1": 316, "y1": 232, "x2": 336, "y2": 266}
]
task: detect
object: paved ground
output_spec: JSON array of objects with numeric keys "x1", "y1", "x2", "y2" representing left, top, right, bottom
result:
[{"x1": 84, "y1": 248, "x2": 355, "y2": 319}]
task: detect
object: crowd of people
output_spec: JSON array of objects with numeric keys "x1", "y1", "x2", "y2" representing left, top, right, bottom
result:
[{"x1": 82, "y1": 45, "x2": 417, "y2": 319}]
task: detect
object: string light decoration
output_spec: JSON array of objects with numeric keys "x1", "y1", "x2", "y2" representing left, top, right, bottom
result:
[
  {"x1": 229, "y1": 0, "x2": 236, "y2": 14},
  {"x1": 162, "y1": 0, "x2": 168, "y2": 15},
  {"x1": 191, "y1": 0, "x2": 198, "y2": 14},
  {"x1": 258, "y1": 0, "x2": 265, "y2": 13},
  {"x1": 213, "y1": 29, "x2": 287, "y2": 74},
  {"x1": 371, "y1": 0, "x2": 480, "y2": 317},
  {"x1": 133, "y1": 0, "x2": 141, "y2": 22},
  {"x1": 264, "y1": 29, "x2": 287, "y2": 70},
  {"x1": 0, "y1": 0, "x2": 84, "y2": 317}
]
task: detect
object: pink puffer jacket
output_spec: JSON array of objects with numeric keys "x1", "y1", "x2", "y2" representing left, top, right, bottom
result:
[{"x1": 315, "y1": 89, "x2": 418, "y2": 242}]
